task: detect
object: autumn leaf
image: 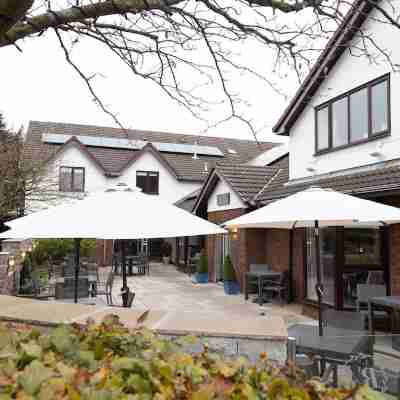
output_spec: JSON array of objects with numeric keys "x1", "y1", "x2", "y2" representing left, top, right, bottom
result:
[{"x1": 17, "y1": 360, "x2": 53, "y2": 395}]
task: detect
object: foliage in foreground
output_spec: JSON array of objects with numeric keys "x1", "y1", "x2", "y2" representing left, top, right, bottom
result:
[{"x1": 0, "y1": 317, "x2": 383, "y2": 400}]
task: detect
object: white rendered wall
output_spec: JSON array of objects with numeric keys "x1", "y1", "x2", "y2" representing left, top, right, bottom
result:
[
  {"x1": 26, "y1": 142, "x2": 109, "y2": 212},
  {"x1": 289, "y1": 5, "x2": 400, "y2": 180},
  {"x1": 207, "y1": 178, "x2": 245, "y2": 213},
  {"x1": 118, "y1": 151, "x2": 200, "y2": 204},
  {"x1": 27, "y1": 143, "x2": 200, "y2": 211}
]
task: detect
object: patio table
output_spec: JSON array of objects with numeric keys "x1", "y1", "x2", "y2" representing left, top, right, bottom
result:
[
  {"x1": 288, "y1": 324, "x2": 372, "y2": 386},
  {"x1": 368, "y1": 296, "x2": 400, "y2": 351},
  {"x1": 244, "y1": 270, "x2": 281, "y2": 303}
]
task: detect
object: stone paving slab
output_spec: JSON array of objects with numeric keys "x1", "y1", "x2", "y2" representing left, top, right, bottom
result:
[{"x1": 154, "y1": 311, "x2": 287, "y2": 340}]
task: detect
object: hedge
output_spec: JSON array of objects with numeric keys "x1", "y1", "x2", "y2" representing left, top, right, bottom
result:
[{"x1": 0, "y1": 317, "x2": 383, "y2": 399}]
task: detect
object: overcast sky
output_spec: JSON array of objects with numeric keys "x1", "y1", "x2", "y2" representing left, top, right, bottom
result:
[{"x1": 1, "y1": 29, "x2": 297, "y2": 144}]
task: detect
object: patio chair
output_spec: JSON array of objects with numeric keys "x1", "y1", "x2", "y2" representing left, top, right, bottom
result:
[
  {"x1": 261, "y1": 270, "x2": 288, "y2": 305},
  {"x1": 356, "y1": 367, "x2": 400, "y2": 399},
  {"x1": 356, "y1": 284, "x2": 389, "y2": 330},
  {"x1": 96, "y1": 270, "x2": 115, "y2": 305},
  {"x1": 249, "y1": 264, "x2": 272, "y2": 273},
  {"x1": 366, "y1": 271, "x2": 384, "y2": 285},
  {"x1": 32, "y1": 269, "x2": 54, "y2": 299}
]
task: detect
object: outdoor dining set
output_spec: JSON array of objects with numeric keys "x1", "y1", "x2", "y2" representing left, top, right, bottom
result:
[{"x1": 17, "y1": 251, "x2": 150, "y2": 307}]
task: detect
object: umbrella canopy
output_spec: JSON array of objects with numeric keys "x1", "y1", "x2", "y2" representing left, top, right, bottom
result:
[
  {"x1": 1, "y1": 183, "x2": 226, "y2": 239},
  {"x1": 225, "y1": 186, "x2": 400, "y2": 229},
  {"x1": 2, "y1": 183, "x2": 226, "y2": 307}
]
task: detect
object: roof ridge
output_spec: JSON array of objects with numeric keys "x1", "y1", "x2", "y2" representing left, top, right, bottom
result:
[
  {"x1": 29, "y1": 120, "x2": 277, "y2": 144},
  {"x1": 253, "y1": 168, "x2": 284, "y2": 202},
  {"x1": 116, "y1": 142, "x2": 178, "y2": 177}
]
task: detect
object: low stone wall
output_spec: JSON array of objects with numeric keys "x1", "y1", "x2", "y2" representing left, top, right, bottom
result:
[{"x1": 162, "y1": 333, "x2": 287, "y2": 363}]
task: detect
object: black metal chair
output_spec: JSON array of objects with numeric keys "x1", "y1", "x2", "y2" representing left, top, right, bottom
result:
[
  {"x1": 261, "y1": 271, "x2": 288, "y2": 305},
  {"x1": 96, "y1": 270, "x2": 115, "y2": 305}
]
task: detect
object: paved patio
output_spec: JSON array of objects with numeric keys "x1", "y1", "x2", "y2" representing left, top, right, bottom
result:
[{"x1": 111, "y1": 262, "x2": 311, "y2": 327}]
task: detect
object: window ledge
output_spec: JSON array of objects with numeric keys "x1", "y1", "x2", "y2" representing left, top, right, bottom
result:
[{"x1": 314, "y1": 132, "x2": 390, "y2": 156}]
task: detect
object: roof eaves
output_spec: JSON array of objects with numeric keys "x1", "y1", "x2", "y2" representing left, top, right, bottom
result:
[
  {"x1": 46, "y1": 136, "x2": 108, "y2": 174},
  {"x1": 192, "y1": 168, "x2": 219, "y2": 213},
  {"x1": 273, "y1": 0, "x2": 373, "y2": 134},
  {"x1": 174, "y1": 188, "x2": 201, "y2": 206},
  {"x1": 117, "y1": 142, "x2": 178, "y2": 178}
]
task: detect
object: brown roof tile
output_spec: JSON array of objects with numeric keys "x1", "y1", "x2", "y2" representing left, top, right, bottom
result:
[
  {"x1": 256, "y1": 157, "x2": 400, "y2": 204},
  {"x1": 25, "y1": 121, "x2": 276, "y2": 182},
  {"x1": 215, "y1": 164, "x2": 280, "y2": 203}
]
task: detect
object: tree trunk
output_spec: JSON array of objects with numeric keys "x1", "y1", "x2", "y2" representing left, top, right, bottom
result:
[{"x1": 0, "y1": 0, "x2": 34, "y2": 37}]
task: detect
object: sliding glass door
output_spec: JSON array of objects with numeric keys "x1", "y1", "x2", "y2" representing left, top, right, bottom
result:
[
  {"x1": 305, "y1": 227, "x2": 387, "y2": 309},
  {"x1": 341, "y1": 229, "x2": 385, "y2": 308}
]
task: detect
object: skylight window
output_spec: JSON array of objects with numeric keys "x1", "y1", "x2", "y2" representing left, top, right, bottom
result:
[{"x1": 228, "y1": 148, "x2": 237, "y2": 154}]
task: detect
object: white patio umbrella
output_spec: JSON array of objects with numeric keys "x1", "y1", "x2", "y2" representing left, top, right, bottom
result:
[
  {"x1": 1, "y1": 183, "x2": 226, "y2": 305},
  {"x1": 225, "y1": 186, "x2": 400, "y2": 335}
]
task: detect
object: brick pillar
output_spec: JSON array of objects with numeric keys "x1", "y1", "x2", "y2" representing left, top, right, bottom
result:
[
  {"x1": 95, "y1": 240, "x2": 114, "y2": 267},
  {"x1": 0, "y1": 239, "x2": 31, "y2": 295},
  {"x1": 390, "y1": 224, "x2": 400, "y2": 295},
  {"x1": 0, "y1": 252, "x2": 10, "y2": 294}
]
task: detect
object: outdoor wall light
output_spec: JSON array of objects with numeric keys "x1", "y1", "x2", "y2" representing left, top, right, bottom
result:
[
  {"x1": 8, "y1": 257, "x2": 15, "y2": 268},
  {"x1": 229, "y1": 228, "x2": 238, "y2": 240},
  {"x1": 21, "y1": 251, "x2": 26, "y2": 259},
  {"x1": 370, "y1": 142, "x2": 384, "y2": 158}
]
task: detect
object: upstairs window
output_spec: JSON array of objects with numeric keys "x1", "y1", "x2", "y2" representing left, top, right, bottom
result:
[
  {"x1": 315, "y1": 74, "x2": 390, "y2": 153},
  {"x1": 136, "y1": 171, "x2": 159, "y2": 195},
  {"x1": 59, "y1": 167, "x2": 85, "y2": 192}
]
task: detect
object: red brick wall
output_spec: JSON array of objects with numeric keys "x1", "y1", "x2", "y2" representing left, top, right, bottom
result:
[
  {"x1": 390, "y1": 224, "x2": 400, "y2": 295},
  {"x1": 96, "y1": 240, "x2": 114, "y2": 267},
  {"x1": 206, "y1": 208, "x2": 306, "y2": 299},
  {"x1": 264, "y1": 228, "x2": 305, "y2": 300}
]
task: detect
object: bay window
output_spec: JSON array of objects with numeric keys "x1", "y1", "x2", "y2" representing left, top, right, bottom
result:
[{"x1": 315, "y1": 74, "x2": 390, "y2": 153}]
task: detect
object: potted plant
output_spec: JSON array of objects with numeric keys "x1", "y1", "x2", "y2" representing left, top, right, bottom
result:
[
  {"x1": 161, "y1": 241, "x2": 172, "y2": 264},
  {"x1": 195, "y1": 252, "x2": 208, "y2": 283},
  {"x1": 223, "y1": 255, "x2": 240, "y2": 294}
]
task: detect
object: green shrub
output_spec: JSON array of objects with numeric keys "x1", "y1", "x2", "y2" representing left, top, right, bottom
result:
[
  {"x1": 31, "y1": 239, "x2": 97, "y2": 267},
  {"x1": 0, "y1": 317, "x2": 382, "y2": 399},
  {"x1": 197, "y1": 252, "x2": 208, "y2": 274},
  {"x1": 223, "y1": 255, "x2": 236, "y2": 282},
  {"x1": 80, "y1": 239, "x2": 97, "y2": 259}
]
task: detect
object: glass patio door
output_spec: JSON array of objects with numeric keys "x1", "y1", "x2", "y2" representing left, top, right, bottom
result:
[{"x1": 214, "y1": 234, "x2": 231, "y2": 282}]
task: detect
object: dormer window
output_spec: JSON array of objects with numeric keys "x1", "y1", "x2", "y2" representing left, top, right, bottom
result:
[
  {"x1": 315, "y1": 74, "x2": 390, "y2": 154},
  {"x1": 59, "y1": 167, "x2": 85, "y2": 192},
  {"x1": 136, "y1": 171, "x2": 159, "y2": 195}
]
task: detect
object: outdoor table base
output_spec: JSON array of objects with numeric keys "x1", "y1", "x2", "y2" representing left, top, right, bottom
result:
[
  {"x1": 288, "y1": 324, "x2": 372, "y2": 387},
  {"x1": 245, "y1": 271, "x2": 282, "y2": 304}
]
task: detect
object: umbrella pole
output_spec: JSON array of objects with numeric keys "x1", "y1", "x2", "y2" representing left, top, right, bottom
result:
[
  {"x1": 121, "y1": 239, "x2": 130, "y2": 307},
  {"x1": 314, "y1": 221, "x2": 323, "y2": 336},
  {"x1": 74, "y1": 238, "x2": 81, "y2": 304}
]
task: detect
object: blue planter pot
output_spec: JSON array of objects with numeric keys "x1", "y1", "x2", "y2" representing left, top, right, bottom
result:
[
  {"x1": 224, "y1": 281, "x2": 240, "y2": 295},
  {"x1": 196, "y1": 273, "x2": 209, "y2": 283}
]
